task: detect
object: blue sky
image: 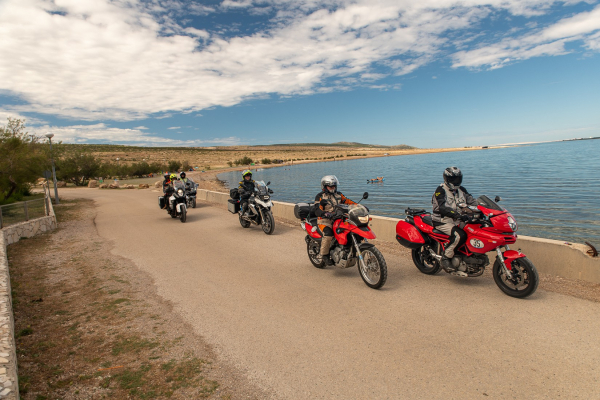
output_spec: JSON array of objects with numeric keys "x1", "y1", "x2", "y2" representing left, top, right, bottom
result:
[{"x1": 0, "y1": 0, "x2": 599, "y2": 148}]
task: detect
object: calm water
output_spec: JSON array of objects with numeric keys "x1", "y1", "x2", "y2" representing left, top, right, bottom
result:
[{"x1": 218, "y1": 140, "x2": 600, "y2": 244}]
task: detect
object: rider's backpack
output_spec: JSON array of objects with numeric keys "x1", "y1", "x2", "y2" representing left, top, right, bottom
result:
[
  {"x1": 294, "y1": 203, "x2": 313, "y2": 220},
  {"x1": 229, "y1": 188, "x2": 239, "y2": 199}
]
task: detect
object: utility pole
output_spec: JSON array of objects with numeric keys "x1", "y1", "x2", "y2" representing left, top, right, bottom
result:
[{"x1": 45, "y1": 133, "x2": 60, "y2": 204}]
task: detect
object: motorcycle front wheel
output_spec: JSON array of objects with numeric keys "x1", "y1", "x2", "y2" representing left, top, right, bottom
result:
[
  {"x1": 358, "y1": 247, "x2": 388, "y2": 289},
  {"x1": 493, "y1": 257, "x2": 538, "y2": 298},
  {"x1": 306, "y1": 238, "x2": 325, "y2": 269},
  {"x1": 412, "y1": 244, "x2": 441, "y2": 275},
  {"x1": 261, "y1": 210, "x2": 275, "y2": 235},
  {"x1": 180, "y1": 207, "x2": 186, "y2": 223},
  {"x1": 192, "y1": 198, "x2": 196, "y2": 208}
]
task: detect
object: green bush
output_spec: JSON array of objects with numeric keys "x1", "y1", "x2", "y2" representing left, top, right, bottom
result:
[
  {"x1": 234, "y1": 156, "x2": 253, "y2": 166},
  {"x1": 261, "y1": 158, "x2": 272, "y2": 164},
  {"x1": 167, "y1": 160, "x2": 182, "y2": 172}
]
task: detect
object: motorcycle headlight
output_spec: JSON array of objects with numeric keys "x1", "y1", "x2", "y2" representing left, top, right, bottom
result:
[
  {"x1": 358, "y1": 216, "x2": 369, "y2": 224},
  {"x1": 261, "y1": 195, "x2": 270, "y2": 201},
  {"x1": 177, "y1": 189, "x2": 184, "y2": 196},
  {"x1": 507, "y1": 216, "x2": 517, "y2": 231}
]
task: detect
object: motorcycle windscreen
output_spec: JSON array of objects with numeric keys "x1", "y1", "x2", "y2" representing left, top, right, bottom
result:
[
  {"x1": 254, "y1": 180, "x2": 268, "y2": 195},
  {"x1": 396, "y1": 220, "x2": 427, "y2": 249}
]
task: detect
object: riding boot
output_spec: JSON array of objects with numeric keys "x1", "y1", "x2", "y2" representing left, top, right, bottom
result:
[
  {"x1": 440, "y1": 256, "x2": 454, "y2": 272},
  {"x1": 320, "y1": 236, "x2": 334, "y2": 265}
]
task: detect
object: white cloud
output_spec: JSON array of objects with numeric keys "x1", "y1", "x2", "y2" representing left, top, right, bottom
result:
[
  {"x1": 28, "y1": 123, "x2": 241, "y2": 146},
  {"x1": 0, "y1": 0, "x2": 598, "y2": 122},
  {"x1": 167, "y1": 126, "x2": 181, "y2": 130},
  {"x1": 452, "y1": 4, "x2": 600, "y2": 69}
]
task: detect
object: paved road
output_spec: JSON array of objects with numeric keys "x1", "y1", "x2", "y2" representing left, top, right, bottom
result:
[{"x1": 61, "y1": 189, "x2": 600, "y2": 399}]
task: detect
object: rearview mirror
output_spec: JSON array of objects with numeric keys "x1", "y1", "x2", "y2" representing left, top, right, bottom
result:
[
  {"x1": 494, "y1": 196, "x2": 502, "y2": 202},
  {"x1": 362, "y1": 192, "x2": 369, "y2": 200},
  {"x1": 267, "y1": 181, "x2": 271, "y2": 186}
]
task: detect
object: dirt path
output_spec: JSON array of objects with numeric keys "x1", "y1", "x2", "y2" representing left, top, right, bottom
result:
[
  {"x1": 8, "y1": 199, "x2": 269, "y2": 399},
  {"x1": 46, "y1": 188, "x2": 600, "y2": 400}
]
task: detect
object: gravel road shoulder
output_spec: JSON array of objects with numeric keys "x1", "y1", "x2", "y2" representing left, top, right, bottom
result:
[{"x1": 8, "y1": 198, "x2": 270, "y2": 399}]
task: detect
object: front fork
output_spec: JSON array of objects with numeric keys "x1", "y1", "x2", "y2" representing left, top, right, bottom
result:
[
  {"x1": 351, "y1": 235, "x2": 367, "y2": 271},
  {"x1": 496, "y1": 246, "x2": 513, "y2": 279}
]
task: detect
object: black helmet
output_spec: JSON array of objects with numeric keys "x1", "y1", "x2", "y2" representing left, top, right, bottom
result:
[
  {"x1": 164, "y1": 174, "x2": 170, "y2": 180},
  {"x1": 180, "y1": 172, "x2": 186, "y2": 178},
  {"x1": 321, "y1": 175, "x2": 339, "y2": 193},
  {"x1": 443, "y1": 167, "x2": 462, "y2": 190}
]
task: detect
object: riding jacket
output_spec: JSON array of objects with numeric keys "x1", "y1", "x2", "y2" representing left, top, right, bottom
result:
[
  {"x1": 314, "y1": 190, "x2": 356, "y2": 227},
  {"x1": 432, "y1": 183, "x2": 477, "y2": 224},
  {"x1": 238, "y1": 179, "x2": 255, "y2": 199}
]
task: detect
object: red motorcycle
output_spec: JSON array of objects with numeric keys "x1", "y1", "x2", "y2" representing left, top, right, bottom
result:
[
  {"x1": 396, "y1": 195, "x2": 538, "y2": 298},
  {"x1": 294, "y1": 192, "x2": 388, "y2": 289}
]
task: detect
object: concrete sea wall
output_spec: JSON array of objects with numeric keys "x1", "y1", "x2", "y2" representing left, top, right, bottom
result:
[{"x1": 197, "y1": 189, "x2": 600, "y2": 284}]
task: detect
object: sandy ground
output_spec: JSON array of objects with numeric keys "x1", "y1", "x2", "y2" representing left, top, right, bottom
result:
[{"x1": 50, "y1": 187, "x2": 600, "y2": 400}]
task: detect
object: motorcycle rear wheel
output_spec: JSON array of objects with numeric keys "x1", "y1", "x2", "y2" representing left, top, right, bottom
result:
[
  {"x1": 307, "y1": 239, "x2": 325, "y2": 269},
  {"x1": 493, "y1": 257, "x2": 538, "y2": 298},
  {"x1": 180, "y1": 207, "x2": 186, "y2": 223},
  {"x1": 239, "y1": 214, "x2": 251, "y2": 228},
  {"x1": 192, "y1": 198, "x2": 196, "y2": 208},
  {"x1": 261, "y1": 211, "x2": 275, "y2": 235},
  {"x1": 412, "y1": 245, "x2": 441, "y2": 275},
  {"x1": 358, "y1": 247, "x2": 387, "y2": 289}
]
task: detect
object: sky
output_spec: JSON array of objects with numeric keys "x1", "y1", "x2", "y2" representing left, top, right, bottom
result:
[{"x1": 0, "y1": 0, "x2": 599, "y2": 148}]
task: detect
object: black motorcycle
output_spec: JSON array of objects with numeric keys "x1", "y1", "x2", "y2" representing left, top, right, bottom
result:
[
  {"x1": 158, "y1": 180, "x2": 187, "y2": 223},
  {"x1": 227, "y1": 181, "x2": 275, "y2": 235},
  {"x1": 185, "y1": 181, "x2": 198, "y2": 209}
]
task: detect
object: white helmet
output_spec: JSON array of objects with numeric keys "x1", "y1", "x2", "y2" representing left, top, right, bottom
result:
[{"x1": 321, "y1": 175, "x2": 339, "y2": 193}]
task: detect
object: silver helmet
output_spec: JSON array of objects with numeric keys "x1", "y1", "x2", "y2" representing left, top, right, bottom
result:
[
  {"x1": 443, "y1": 167, "x2": 463, "y2": 190},
  {"x1": 321, "y1": 175, "x2": 339, "y2": 193}
]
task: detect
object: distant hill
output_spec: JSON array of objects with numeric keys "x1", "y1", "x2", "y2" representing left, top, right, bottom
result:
[{"x1": 260, "y1": 142, "x2": 416, "y2": 149}]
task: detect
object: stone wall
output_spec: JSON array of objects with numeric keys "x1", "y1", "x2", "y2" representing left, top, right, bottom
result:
[
  {"x1": 197, "y1": 189, "x2": 600, "y2": 284},
  {"x1": 2, "y1": 216, "x2": 57, "y2": 246},
  {"x1": 0, "y1": 231, "x2": 18, "y2": 399},
  {"x1": 0, "y1": 196, "x2": 56, "y2": 398}
]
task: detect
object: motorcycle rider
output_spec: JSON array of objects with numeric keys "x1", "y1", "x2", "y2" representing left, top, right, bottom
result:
[
  {"x1": 238, "y1": 170, "x2": 255, "y2": 216},
  {"x1": 314, "y1": 175, "x2": 356, "y2": 265},
  {"x1": 180, "y1": 171, "x2": 195, "y2": 190},
  {"x1": 432, "y1": 167, "x2": 478, "y2": 271},
  {"x1": 162, "y1": 173, "x2": 176, "y2": 209}
]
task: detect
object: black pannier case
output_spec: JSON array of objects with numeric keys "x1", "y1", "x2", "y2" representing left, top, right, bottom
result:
[
  {"x1": 158, "y1": 196, "x2": 165, "y2": 209},
  {"x1": 294, "y1": 202, "x2": 313, "y2": 220}
]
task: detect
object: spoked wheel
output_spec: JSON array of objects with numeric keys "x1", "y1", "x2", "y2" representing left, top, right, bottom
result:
[
  {"x1": 493, "y1": 257, "x2": 538, "y2": 298},
  {"x1": 358, "y1": 247, "x2": 388, "y2": 289},
  {"x1": 180, "y1": 207, "x2": 187, "y2": 223},
  {"x1": 239, "y1": 214, "x2": 251, "y2": 228},
  {"x1": 412, "y1": 244, "x2": 441, "y2": 275},
  {"x1": 261, "y1": 211, "x2": 275, "y2": 235},
  {"x1": 307, "y1": 238, "x2": 325, "y2": 269},
  {"x1": 192, "y1": 198, "x2": 197, "y2": 208}
]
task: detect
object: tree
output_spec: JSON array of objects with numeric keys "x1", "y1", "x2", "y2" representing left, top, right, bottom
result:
[
  {"x1": 181, "y1": 160, "x2": 192, "y2": 171},
  {"x1": 0, "y1": 118, "x2": 48, "y2": 203},
  {"x1": 56, "y1": 152, "x2": 102, "y2": 186}
]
